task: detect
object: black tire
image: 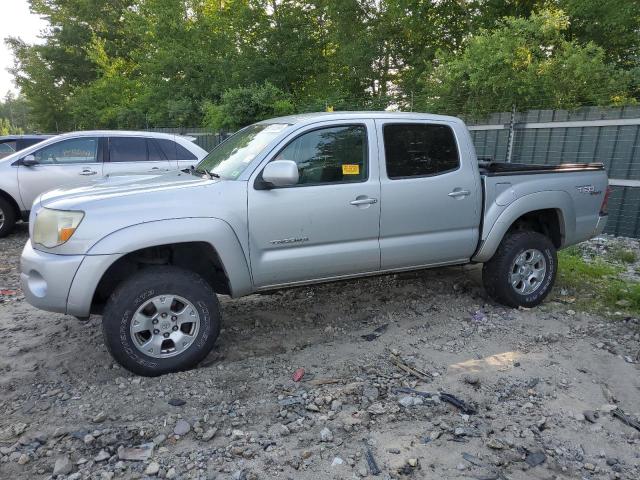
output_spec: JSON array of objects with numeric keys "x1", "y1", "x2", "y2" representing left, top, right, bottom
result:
[
  {"x1": 0, "y1": 196, "x2": 17, "y2": 239},
  {"x1": 482, "y1": 231, "x2": 557, "y2": 308},
  {"x1": 102, "y1": 266, "x2": 221, "y2": 376}
]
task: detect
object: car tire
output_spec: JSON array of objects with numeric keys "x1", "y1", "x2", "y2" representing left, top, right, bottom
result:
[
  {"x1": 482, "y1": 231, "x2": 557, "y2": 308},
  {"x1": 0, "y1": 196, "x2": 17, "y2": 238},
  {"x1": 102, "y1": 266, "x2": 221, "y2": 376}
]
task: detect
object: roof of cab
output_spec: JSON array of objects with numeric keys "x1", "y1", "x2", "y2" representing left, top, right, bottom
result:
[{"x1": 258, "y1": 111, "x2": 463, "y2": 126}]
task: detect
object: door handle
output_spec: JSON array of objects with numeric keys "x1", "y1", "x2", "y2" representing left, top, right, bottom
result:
[
  {"x1": 350, "y1": 198, "x2": 378, "y2": 206},
  {"x1": 448, "y1": 189, "x2": 470, "y2": 198},
  {"x1": 79, "y1": 170, "x2": 97, "y2": 176}
]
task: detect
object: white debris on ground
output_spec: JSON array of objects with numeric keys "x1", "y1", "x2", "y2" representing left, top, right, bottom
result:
[{"x1": 0, "y1": 224, "x2": 639, "y2": 479}]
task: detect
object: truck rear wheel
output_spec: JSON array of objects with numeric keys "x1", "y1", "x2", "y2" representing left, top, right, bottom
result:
[
  {"x1": 482, "y1": 231, "x2": 557, "y2": 308},
  {"x1": 102, "y1": 266, "x2": 221, "y2": 376},
  {"x1": 0, "y1": 196, "x2": 16, "y2": 238}
]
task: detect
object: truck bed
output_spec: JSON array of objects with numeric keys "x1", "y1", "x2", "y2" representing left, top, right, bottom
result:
[{"x1": 474, "y1": 161, "x2": 609, "y2": 261}]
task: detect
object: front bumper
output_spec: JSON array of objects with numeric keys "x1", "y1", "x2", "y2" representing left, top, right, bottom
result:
[
  {"x1": 20, "y1": 241, "x2": 84, "y2": 314},
  {"x1": 21, "y1": 241, "x2": 122, "y2": 317}
]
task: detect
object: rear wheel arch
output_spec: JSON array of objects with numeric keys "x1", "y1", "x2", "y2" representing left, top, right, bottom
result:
[
  {"x1": 506, "y1": 208, "x2": 564, "y2": 248},
  {"x1": 474, "y1": 191, "x2": 573, "y2": 262}
]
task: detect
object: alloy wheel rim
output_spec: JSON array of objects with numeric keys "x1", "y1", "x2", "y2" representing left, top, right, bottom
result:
[
  {"x1": 0, "y1": 207, "x2": 4, "y2": 230},
  {"x1": 130, "y1": 294, "x2": 200, "y2": 359},
  {"x1": 509, "y1": 249, "x2": 547, "y2": 295}
]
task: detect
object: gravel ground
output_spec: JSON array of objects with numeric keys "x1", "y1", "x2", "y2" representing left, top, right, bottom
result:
[{"x1": 1, "y1": 225, "x2": 639, "y2": 480}]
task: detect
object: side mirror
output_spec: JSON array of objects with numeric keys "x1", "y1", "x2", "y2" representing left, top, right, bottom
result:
[
  {"x1": 21, "y1": 154, "x2": 38, "y2": 167},
  {"x1": 262, "y1": 160, "x2": 299, "y2": 188}
]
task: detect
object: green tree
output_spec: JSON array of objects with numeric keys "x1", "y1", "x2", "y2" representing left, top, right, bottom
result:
[
  {"x1": 418, "y1": 9, "x2": 636, "y2": 117},
  {"x1": 557, "y1": 0, "x2": 640, "y2": 69},
  {"x1": 0, "y1": 118, "x2": 24, "y2": 135},
  {"x1": 7, "y1": 0, "x2": 640, "y2": 129},
  {"x1": 7, "y1": 0, "x2": 138, "y2": 131},
  {"x1": 0, "y1": 93, "x2": 32, "y2": 132},
  {"x1": 203, "y1": 82, "x2": 295, "y2": 130}
]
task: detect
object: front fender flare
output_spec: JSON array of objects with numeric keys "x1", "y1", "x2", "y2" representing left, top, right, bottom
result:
[
  {"x1": 473, "y1": 191, "x2": 574, "y2": 263},
  {"x1": 87, "y1": 217, "x2": 253, "y2": 297},
  {"x1": 67, "y1": 217, "x2": 253, "y2": 317}
]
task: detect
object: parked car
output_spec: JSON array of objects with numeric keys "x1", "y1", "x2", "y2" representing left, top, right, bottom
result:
[
  {"x1": 0, "y1": 134, "x2": 52, "y2": 159},
  {"x1": 20, "y1": 112, "x2": 609, "y2": 376},
  {"x1": 0, "y1": 131, "x2": 208, "y2": 237}
]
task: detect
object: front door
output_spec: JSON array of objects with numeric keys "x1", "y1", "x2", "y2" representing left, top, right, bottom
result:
[
  {"x1": 248, "y1": 120, "x2": 381, "y2": 288},
  {"x1": 17, "y1": 136, "x2": 103, "y2": 209},
  {"x1": 376, "y1": 120, "x2": 480, "y2": 269},
  {"x1": 102, "y1": 137, "x2": 173, "y2": 176}
]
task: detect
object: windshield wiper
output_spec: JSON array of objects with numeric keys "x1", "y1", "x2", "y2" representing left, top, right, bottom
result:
[{"x1": 189, "y1": 165, "x2": 212, "y2": 180}]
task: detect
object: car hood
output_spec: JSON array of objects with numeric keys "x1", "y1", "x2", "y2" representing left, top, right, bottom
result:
[{"x1": 37, "y1": 170, "x2": 213, "y2": 209}]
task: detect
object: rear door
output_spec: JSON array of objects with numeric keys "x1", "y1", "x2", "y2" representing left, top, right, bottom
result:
[
  {"x1": 155, "y1": 138, "x2": 200, "y2": 170},
  {"x1": 17, "y1": 136, "x2": 103, "y2": 209},
  {"x1": 248, "y1": 120, "x2": 381, "y2": 287},
  {"x1": 102, "y1": 136, "x2": 172, "y2": 176},
  {"x1": 376, "y1": 120, "x2": 480, "y2": 269}
]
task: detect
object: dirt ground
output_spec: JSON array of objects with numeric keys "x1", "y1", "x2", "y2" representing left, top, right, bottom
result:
[{"x1": 1, "y1": 225, "x2": 639, "y2": 480}]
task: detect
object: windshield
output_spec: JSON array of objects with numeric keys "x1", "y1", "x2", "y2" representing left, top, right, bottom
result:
[{"x1": 197, "y1": 123, "x2": 289, "y2": 179}]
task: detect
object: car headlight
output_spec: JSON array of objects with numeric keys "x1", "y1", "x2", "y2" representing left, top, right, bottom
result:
[{"x1": 33, "y1": 208, "x2": 85, "y2": 248}]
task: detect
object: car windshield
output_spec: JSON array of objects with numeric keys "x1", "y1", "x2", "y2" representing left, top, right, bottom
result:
[{"x1": 197, "y1": 123, "x2": 289, "y2": 179}]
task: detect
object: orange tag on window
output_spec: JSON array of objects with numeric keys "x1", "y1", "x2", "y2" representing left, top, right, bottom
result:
[{"x1": 342, "y1": 164, "x2": 360, "y2": 175}]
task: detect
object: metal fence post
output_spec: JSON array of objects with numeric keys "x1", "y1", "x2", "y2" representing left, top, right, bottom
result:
[{"x1": 506, "y1": 104, "x2": 516, "y2": 163}]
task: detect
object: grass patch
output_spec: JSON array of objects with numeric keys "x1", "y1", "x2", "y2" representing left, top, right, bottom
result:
[
  {"x1": 603, "y1": 282, "x2": 640, "y2": 312},
  {"x1": 607, "y1": 246, "x2": 637, "y2": 264},
  {"x1": 557, "y1": 248, "x2": 621, "y2": 289},
  {"x1": 556, "y1": 248, "x2": 638, "y2": 315}
]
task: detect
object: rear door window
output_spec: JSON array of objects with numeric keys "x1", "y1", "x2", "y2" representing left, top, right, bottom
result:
[
  {"x1": 383, "y1": 123, "x2": 459, "y2": 179},
  {"x1": 147, "y1": 139, "x2": 165, "y2": 162},
  {"x1": 156, "y1": 139, "x2": 197, "y2": 161},
  {"x1": 109, "y1": 137, "x2": 148, "y2": 162}
]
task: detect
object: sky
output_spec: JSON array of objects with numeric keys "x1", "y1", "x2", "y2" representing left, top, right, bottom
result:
[{"x1": 0, "y1": 0, "x2": 48, "y2": 97}]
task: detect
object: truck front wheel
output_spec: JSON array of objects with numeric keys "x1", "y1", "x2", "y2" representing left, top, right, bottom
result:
[
  {"x1": 482, "y1": 231, "x2": 557, "y2": 308},
  {"x1": 102, "y1": 266, "x2": 221, "y2": 376}
]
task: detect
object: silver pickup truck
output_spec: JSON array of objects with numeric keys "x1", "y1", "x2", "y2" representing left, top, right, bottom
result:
[{"x1": 20, "y1": 112, "x2": 609, "y2": 376}]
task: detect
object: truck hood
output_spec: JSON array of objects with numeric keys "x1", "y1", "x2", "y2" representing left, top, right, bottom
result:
[
  {"x1": 37, "y1": 170, "x2": 212, "y2": 209},
  {"x1": 31, "y1": 169, "x2": 248, "y2": 256}
]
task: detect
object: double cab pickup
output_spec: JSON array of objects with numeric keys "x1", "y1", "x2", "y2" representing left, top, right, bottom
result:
[{"x1": 20, "y1": 112, "x2": 609, "y2": 375}]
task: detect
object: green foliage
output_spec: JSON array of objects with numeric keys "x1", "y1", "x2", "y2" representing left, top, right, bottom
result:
[
  {"x1": 203, "y1": 83, "x2": 295, "y2": 131},
  {"x1": 558, "y1": 0, "x2": 640, "y2": 69},
  {"x1": 418, "y1": 9, "x2": 636, "y2": 116},
  {"x1": 602, "y1": 282, "x2": 640, "y2": 313},
  {"x1": 558, "y1": 248, "x2": 621, "y2": 289},
  {"x1": 556, "y1": 248, "x2": 640, "y2": 315},
  {"x1": 607, "y1": 246, "x2": 638, "y2": 265},
  {"x1": 0, "y1": 93, "x2": 31, "y2": 132},
  {"x1": 6, "y1": 1, "x2": 640, "y2": 129},
  {"x1": 0, "y1": 118, "x2": 23, "y2": 135}
]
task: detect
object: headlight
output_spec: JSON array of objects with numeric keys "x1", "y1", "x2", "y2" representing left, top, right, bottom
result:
[{"x1": 33, "y1": 208, "x2": 84, "y2": 248}]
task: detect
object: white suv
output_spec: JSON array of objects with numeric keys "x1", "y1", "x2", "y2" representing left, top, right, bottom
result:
[{"x1": 0, "y1": 130, "x2": 208, "y2": 237}]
